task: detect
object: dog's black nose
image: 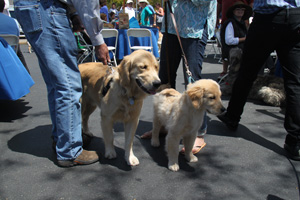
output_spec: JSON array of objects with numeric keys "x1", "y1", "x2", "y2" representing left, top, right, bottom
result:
[{"x1": 153, "y1": 81, "x2": 161, "y2": 89}]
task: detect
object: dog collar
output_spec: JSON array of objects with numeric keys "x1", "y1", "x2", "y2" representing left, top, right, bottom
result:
[
  {"x1": 102, "y1": 78, "x2": 113, "y2": 97},
  {"x1": 135, "y1": 79, "x2": 152, "y2": 95}
]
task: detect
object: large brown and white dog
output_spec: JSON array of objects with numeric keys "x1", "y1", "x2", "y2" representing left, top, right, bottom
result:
[
  {"x1": 79, "y1": 50, "x2": 161, "y2": 166},
  {"x1": 151, "y1": 79, "x2": 225, "y2": 171}
]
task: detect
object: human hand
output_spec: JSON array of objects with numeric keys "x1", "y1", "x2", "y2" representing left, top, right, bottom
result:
[
  {"x1": 239, "y1": 37, "x2": 246, "y2": 43},
  {"x1": 95, "y1": 43, "x2": 111, "y2": 65},
  {"x1": 71, "y1": 15, "x2": 84, "y2": 32}
]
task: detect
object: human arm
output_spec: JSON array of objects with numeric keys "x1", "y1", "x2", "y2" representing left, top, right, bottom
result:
[
  {"x1": 216, "y1": 1, "x2": 222, "y2": 28},
  {"x1": 225, "y1": 22, "x2": 245, "y2": 45},
  {"x1": 70, "y1": 0, "x2": 110, "y2": 64},
  {"x1": 156, "y1": 7, "x2": 164, "y2": 16}
]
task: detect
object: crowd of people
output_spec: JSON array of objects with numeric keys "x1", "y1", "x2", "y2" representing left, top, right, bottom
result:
[
  {"x1": 100, "y1": 0, "x2": 165, "y2": 29},
  {"x1": 1, "y1": 0, "x2": 300, "y2": 168}
]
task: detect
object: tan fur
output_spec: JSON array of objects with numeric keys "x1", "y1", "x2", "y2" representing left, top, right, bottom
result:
[
  {"x1": 79, "y1": 50, "x2": 160, "y2": 166},
  {"x1": 151, "y1": 79, "x2": 225, "y2": 171}
]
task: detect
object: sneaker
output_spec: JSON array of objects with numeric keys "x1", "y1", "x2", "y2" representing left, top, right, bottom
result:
[
  {"x1": 284, "y1": 135, "x2": 300, "y2": 161},
  {"x1": 217, "y1": 112, "x2": 239, "y2": 131},
  {"x1": 57, "y1": 149, "x2": 99, "y2": 167},
  {"x1": 284, "y1": 139, "x2": 300, "y2": 161}
]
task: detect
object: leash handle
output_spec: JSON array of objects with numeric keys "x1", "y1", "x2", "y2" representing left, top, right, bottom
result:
[{"x1": 166, "y1": 1, "x2": 193, "y2": 83}]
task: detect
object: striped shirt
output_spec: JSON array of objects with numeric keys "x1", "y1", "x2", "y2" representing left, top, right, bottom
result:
[
  {"x1": 161, "y1": 0, "x2": 217, "y2": 40},
  {"x1": 253, "y1": 0, "x2": 300, "y2": 14}
]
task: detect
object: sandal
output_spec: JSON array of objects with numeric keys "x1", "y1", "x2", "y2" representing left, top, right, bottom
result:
[{"x1": 180, "y1": 137, "x2": 206, "y2": 155}]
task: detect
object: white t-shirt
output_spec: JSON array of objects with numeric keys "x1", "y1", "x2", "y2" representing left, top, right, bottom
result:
[{"x1": 125, "y1": 7, "x2": 136, "y2": 20}]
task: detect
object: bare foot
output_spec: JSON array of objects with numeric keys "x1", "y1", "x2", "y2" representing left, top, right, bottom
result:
[
  {"x1": 140, "y1": 131, "x2": 153, "y2": 139},
  {"x1": 140, "y1": 128, "x2": 168, "y2": 139}
]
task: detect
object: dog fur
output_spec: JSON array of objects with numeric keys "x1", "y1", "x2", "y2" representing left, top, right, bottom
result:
[
  {"x1": 79, "y1": 50, "x2": 161, "y2": 166},
  {"x1": 220, "y1": 47, "x2": 285, "y2": 107},
  {"x1": 151, "y1": 79, "x2": 225, "y2": 171}
]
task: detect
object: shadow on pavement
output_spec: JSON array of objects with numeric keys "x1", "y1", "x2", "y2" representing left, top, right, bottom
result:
[
  {"x1": 0, "y1": 99, "x2": 32, "y2": 122},
  {"x1": 7, "y1": 125, "x2": 56, "y2": 162},
  {"x1": 209, "y1": 119, "x2": 287, "y2": 157}
]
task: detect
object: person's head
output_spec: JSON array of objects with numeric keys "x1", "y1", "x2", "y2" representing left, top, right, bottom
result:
[
  {"x1": 100, "y1": 0, "x2": 107, "y2": 7},
  {"x1": 155, "y1": 3, "x2": 161, "y2": 9},
  {"x1": 139, "y1": 0, "x2": 148, "y2": 8},
  {"x1": 109, "y1": 11, "x2": 115, "y2": 19},
  {"x1": 0, "y1": 0, "x2": 5, "y2": 13},
  {"x1": 126, "y1": 0, "x2": 133, "y2": 7},
  {"x1": 111, "y1": 3, "x2": 116, "y2": 9},
  {"x1": 226, "y1": 1, "x2": 252, "y2": 21}
]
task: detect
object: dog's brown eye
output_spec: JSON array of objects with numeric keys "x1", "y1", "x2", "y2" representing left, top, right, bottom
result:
[
  {"x1": 141, "y1": 65, "x2": 147, "y2": 69},
  {"x1": 209, "y1": 96, "x2": 216, "y2": 100}
]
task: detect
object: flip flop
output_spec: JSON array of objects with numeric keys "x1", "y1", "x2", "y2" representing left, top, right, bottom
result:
[{"x1": 180, "y1": 142, "x2": 207, "y2": 155}]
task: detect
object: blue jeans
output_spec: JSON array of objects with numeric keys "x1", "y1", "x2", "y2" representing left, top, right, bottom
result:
[
  {"x1": 14, "y1": 0, "x2": 83, "y2": 160},
  {"x1": 159, "y1": 24, "x2": 209, "y2": 133}
]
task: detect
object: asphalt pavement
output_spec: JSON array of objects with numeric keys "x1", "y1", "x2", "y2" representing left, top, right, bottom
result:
[{"x1": 0, "y1": 44, "x2": 299, "y2": 200}]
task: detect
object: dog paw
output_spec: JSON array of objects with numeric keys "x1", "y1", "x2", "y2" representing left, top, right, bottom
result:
[
  {"x1": 168, "y1": 163, "x2": 179, "y2": 172},
  {"x1": 187, "y1": 155, "x2": 198, "y2": 163},
  {"x1": 105, "y1": 149, "x2": 117, "y2": 159},
  {"x1": 126, "y1": 155, "x2": 140, "y2": 166},
  {"x1": 151, "y1": 138, "x2": 160, "y2": 147}
]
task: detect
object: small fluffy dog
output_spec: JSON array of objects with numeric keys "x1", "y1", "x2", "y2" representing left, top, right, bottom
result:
[
  {"x1": 151, "y1": 79, "x2": 226, "y2": 171},
  {"x1": 220, "y1": 48, "x2": 285, "y2": 107},
  {"x1": 79, "y1": 50, "x2": 161, "y2": 166}
]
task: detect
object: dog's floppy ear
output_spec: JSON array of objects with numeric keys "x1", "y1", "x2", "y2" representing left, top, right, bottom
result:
[
  {"x1": 118, "y1": 55, "x2": 132, "y2": 88},
  {"x1": 187, "y1": 86, "x2": 204, "y2": 109}
]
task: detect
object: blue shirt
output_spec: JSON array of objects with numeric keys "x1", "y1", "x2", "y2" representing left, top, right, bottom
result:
[
  {"x1": 100, "y1": 5, "x2": 109, "y2": 22},
  {"x1": 254, "y1": 0, "x2": 300, "y2": 14},
  {"x1": 161, "y1": 0, "x2": 217, "y2": 40},
  {"x1": 147, "y1": 4, "x2": 156, "y2": 25},
  {"x1": 140, "y1": 6, "x2": 153, "y2": 26},
  {"x1": 0, "y1": 13, "x2": 19, "y2": 36}
]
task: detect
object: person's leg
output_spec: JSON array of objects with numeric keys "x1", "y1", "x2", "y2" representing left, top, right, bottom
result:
[
  {"x1": 17, "y1": 45, "x2": 30, "y2": 74},
  {"x1": 183, "y1": 25, "x2": 208, "y2": 130},
  {"x1": 276, "y1": 12, "x2": 300, "y2": 159},
  {"x1": 219, "y1": 15, "x2": 277, "y2": 129},
  {"x1": 180, "y1": 25, "x2": 208, "y2": 153},
  {"x1": 159, "y1": 33, "x2": 182, "y2": 89},
  {"x1": 14, "y1": 0, "x2": 96, "y2": 164},
  {"x1": 218, "y1": 60, "x2": 228, "y2": 80}
]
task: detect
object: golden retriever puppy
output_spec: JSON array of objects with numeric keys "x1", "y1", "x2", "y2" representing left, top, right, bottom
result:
[
  {"x1": 79, "y1": 50, "x2": 161, "y2": 166},
  {"x1": 151, "y1": 79, "x2": 225, "y2": 171}
]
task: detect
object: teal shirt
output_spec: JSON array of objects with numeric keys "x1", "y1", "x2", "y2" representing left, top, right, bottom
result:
[
  {"x1": 162, "y1": 0, "x2": 217, "y2": 39},
  {"x1": 140, "y1": 6, "x2": 153, "y2": 26}
]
